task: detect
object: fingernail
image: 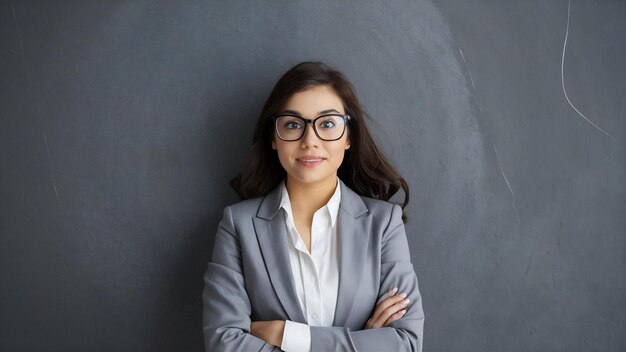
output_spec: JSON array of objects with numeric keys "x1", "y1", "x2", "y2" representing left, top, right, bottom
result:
[
  {"x1": 399, "y1": 292, "x2": 407, "y2": 298},
  {"x1": 390, "y1": 287, "x2": 398, "y2": 293},
  {"x1": 403, "y1": 298, "x2": 410, "y2": 304}
]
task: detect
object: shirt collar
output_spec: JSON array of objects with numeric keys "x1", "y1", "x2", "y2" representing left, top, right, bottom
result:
[
  {"x1": 279, "y1": 177, "x2": 342, "y2": 227},
  {"x1": 327, "y1": 179, "x2": 341, "y2": 226}
]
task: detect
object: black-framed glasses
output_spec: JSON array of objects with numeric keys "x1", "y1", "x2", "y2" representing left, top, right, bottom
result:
[{"x1": 273, "y1": 114, "x2": 351, "y2": 141}]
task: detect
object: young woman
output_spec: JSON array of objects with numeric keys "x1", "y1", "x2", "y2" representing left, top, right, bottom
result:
[{"x1": 203, "y1": 62, "x2": 424, "y2": 351}]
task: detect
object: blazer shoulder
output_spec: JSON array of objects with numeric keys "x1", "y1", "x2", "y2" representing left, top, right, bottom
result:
[
  {"x1": 359, "y1": 195, "x2": 399, "y2": 214},
  {"x1": 224, "y1": 196, "x2": 264, "y2": 219},
  {"x1": 357, "y1": 195, "x2": 402, "y2": 227}
]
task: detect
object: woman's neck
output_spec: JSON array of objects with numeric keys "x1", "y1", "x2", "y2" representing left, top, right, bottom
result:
[{"x1": 285, "y1": 176, "x2": 337, "y2": 216}]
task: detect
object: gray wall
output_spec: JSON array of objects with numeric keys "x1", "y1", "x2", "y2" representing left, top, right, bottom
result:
[{"x1": 1, "y1": 1, "x2": 624, "y2": 351}]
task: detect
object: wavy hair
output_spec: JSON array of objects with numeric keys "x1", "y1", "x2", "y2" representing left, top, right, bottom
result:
[{"x1": 230, "y1": 61, "x2": 410, "y2": 222}]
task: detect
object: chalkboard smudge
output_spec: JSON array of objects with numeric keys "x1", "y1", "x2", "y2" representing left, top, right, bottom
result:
[
  {"x1": 51, "y1": 179, "x2": 61, "y2": 206},
  {"x1": 44, "y1": 134, "x2": 51, "y2": 158},
  {"x1": 43, "y1": 134, "x2": 61, "y2": 206},
  {"x1": 522, "y1": 259, "x2": 531, "y2": 280},
  {"x1": 561, "y1": 0, "x2": 617, "y2": 143},
  {"x1": 493, "y1": 143, "x2": 521, "y2": 223}
]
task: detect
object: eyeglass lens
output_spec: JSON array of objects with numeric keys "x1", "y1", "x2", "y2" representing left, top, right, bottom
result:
[{"x1": 275, "y1": 115, "x2": 347, "y2": 141}]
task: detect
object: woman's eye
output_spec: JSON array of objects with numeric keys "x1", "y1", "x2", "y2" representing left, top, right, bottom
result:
[
  {"x1": 285, "y1": 121, "x2": 302, "y2": 129},
  {"x1": 319, "y1": 120, "x2": 336, "y2": 129}
]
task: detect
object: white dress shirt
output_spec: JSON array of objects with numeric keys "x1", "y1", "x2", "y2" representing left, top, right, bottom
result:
[{"x1": 279, "y1": 179, "x2": 341, "y2": 352}]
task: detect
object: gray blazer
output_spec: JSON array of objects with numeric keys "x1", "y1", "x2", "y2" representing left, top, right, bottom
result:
[{"x1": 203, "y1": 180, "x2": 424, "y2": 351}]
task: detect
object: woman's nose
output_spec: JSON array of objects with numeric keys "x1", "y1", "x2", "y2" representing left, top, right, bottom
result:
[{"x1": 300, "y1": 123, "x2": 320, "y2": 147}]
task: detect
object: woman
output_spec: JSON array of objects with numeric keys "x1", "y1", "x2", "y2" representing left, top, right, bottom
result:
[{"x1": 203, "y1": 62, "x2": 424, "y2": 351}]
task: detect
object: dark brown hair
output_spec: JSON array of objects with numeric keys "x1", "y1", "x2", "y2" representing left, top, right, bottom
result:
[{"x1": 230, "y1": 61, "x2": 410, "y2": 222}]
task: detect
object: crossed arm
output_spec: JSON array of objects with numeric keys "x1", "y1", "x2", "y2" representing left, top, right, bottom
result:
[
  {"x1": 249, "y1": 287, "x2": 411, "y2": 348},
  {"x1": 203, "y1": 205, "x2": 424, "y2": 352}
]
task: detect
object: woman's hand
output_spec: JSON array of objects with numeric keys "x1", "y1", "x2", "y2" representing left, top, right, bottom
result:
[
  {"x1": 365, "y1": 287, "x2": 410, "y2": 329},
  {"x1": 250, "y1": 320, "x2": 285, "y2": 347}
]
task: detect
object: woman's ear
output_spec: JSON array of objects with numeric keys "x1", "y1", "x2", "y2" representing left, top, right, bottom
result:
[{"x1": 271, "y1": 140, "x2": 277, "y2": 150}]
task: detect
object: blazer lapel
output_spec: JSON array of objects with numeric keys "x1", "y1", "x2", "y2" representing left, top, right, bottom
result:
[
  {"x1": 253, "y1": 183, "x2": 306, "y2": 323},
  {"x1": 333, "y1": 181, "x2": 370, "y2": 326},
  {"x1": 252, "y1": 179, "x2": 370, "y2": 326}
]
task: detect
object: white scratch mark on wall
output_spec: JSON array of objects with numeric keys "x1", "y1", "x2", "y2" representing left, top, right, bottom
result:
[
  {"x1": 458, "y1": 46, "x2": 483, "y2": 114},
  {"x1": 14, "y1": 5, "x2": 63, "y2": 208},
  {"x1": 43, "y1": 134, "x2": 61, "y2": 206},
  {"x1": 11, "y1": 6, "x2": 25, "y2": 56},
  {"x1": 458, "y1": 47, "x2": 476, "y2": 91},
  {"x1": 43, "y1": 134, "x2": 51, "y2": 158},
  {"x1": 493, "y1": 144, "x2": 520, "y2": 223},
  {"x1": 561, "y1": 0, "x2": 617, "y2": 142}
]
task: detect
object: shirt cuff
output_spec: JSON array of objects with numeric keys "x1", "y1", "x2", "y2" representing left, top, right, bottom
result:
[{"x1": 280, "y1": 320, "x2": 311, "y2": 352}]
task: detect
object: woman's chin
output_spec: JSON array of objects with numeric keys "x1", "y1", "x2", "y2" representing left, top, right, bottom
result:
[{"x1": 286, "y1": 172, "x2": 336, "y2": 187}]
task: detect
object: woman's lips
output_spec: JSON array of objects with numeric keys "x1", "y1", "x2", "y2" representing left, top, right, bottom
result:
[{"x1": 296, "y1": 156, "x2": 325, "y2": 167}]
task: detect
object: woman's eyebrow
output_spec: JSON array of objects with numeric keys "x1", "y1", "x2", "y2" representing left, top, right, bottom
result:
[{"x1": 279, "y1": 108, "x2": 342, "y2": 115}]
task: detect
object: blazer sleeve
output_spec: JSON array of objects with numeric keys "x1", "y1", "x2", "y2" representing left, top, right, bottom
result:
[
  {"x1": 202, "y1": 206, "x2": 281, "y2": 352},
  {"x1": 309, "y1": 204, "x2": 425, "y2": 352}
]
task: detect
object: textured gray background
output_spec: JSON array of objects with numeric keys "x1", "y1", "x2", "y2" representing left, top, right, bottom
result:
[{"x1": 1, "y1": 1, "x2": 624, "y2": 351}]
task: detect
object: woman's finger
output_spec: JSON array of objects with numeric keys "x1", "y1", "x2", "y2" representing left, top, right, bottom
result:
[
  {"x1": 375, "y1": 292, "x2": 407, "y2": 318},
  {"x1": 376, "y1": 287, "x2": 398, "y2": 305},
  {"x1": 367, "y1": 293, "x2": 407, "y2": 328},
  {"x1": 373, "y1": 296, "x2": 409, "y2": 327},
  {"x1": 366, "y1": 291, "x2": 410, "y2": 328},
  {"x1": 383, "y1": 308, "x2": 407, "y2": 326}
]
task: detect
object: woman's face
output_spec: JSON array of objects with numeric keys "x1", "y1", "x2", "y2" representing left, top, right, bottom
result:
[{"x1": 271, "y1": 85, "x2": 351, "y2": 189}]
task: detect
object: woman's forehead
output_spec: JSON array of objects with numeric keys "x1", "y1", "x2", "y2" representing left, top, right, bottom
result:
[{"x1": 282, "y1": 85, "x2": 344, "y2": 115}]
